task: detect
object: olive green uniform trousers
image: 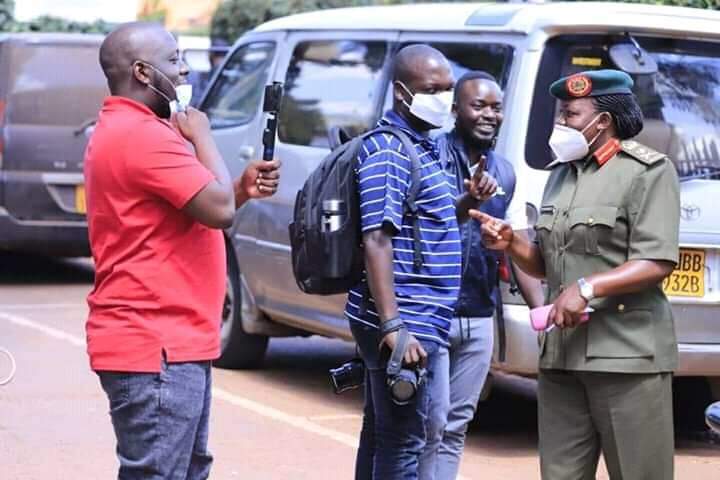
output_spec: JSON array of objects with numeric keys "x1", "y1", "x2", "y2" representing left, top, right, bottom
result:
[{"x1": 538, "y1": 369, "x2": 674, "y2": 480}]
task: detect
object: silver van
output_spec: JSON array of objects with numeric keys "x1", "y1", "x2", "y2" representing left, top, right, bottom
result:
[
  {"x1": 0, "y1": 33, "x2": 107, "y2": 256},
  {"x1": 200, "y1": 2, "x2": 720, "y2": 395}
]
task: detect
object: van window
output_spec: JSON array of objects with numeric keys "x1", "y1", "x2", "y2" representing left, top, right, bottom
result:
[
  {"x1": 7, "y1": 44, "x2": 106, "y2": 126},
  {"x1": 410, "y1": 42, "x2": 513, "y2": 89},
  {"x1": 203, "y1": 42, "x2": 276, "y2": 129},
  {"x1": 381, "y1": 42, "x2": 515, "y2": 130},
  {"x1": 527, "y1": 35, "x2": 720, "y2": 180},
  {"x1": 278, "y1": 40, "x2": 389, "y2": 148}
]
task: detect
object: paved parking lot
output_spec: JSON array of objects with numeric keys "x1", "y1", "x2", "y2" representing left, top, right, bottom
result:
[{"x1": 1, "y1": 254, "x2": 718, "y2": 479}]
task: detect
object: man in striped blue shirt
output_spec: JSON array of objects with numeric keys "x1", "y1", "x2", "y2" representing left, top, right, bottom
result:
[{"x1": 345, "y1": 45, "x2": 498, "y2": 480}]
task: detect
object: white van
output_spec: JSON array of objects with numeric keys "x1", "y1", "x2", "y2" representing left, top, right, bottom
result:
[{"x1": 200, "y1": 2, "x2": 720, "y2": 397}]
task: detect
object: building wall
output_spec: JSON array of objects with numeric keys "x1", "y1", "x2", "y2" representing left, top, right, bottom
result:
[{"x1": 138, "y1": 0, "x2": 221, "y2": 31}]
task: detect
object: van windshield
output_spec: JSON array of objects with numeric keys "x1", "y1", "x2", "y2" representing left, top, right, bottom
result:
[
  {"x1": 7, "y1": 43, "x2": 107, "y2": 126},
  {"x1": 559, "y1": 39, "x2": 720, "y2": 180}
]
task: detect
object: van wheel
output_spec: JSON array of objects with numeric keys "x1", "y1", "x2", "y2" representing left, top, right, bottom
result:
[{"x1": 214, "y1": 249, "x2": 269, "y2": 369}]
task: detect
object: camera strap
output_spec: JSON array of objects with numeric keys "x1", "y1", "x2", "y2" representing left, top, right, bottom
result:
[{"x1": 386, "y1": 327, "x2": 410, "y2": 377}]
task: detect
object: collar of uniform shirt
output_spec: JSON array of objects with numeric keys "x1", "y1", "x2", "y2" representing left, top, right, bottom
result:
[{"x1": 593, "y1": 137, "x2": 622, "y2": 167}]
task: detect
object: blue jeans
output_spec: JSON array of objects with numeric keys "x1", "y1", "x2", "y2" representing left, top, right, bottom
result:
[
  {"x1": 350, "y1": 321, "x2": 447, "y2": 480},
  {"x1": 419, "y1": 316, "x2": 494, "y2": 480},
  {"x1": 97, "y1": 359, "x2": 213, "y2": 480}
]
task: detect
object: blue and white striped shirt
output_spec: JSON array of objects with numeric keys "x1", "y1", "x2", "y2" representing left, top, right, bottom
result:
[{"x1": 344, "y1": 111, "x2": 462, "y2": 346}]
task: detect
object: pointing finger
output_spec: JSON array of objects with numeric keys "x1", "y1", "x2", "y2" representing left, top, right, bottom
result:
[{"x1": 468, "y1": 209, "x2": 494, "y2": 224}]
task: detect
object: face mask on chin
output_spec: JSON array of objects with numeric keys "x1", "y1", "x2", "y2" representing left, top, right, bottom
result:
[
  {"x1": 134, "y1": 61, "x2": 192, "y2": 113},
  {"x1": 547, "y1": 113, "x2": 605, "y2": 168},
  {"x1": 397, "y1": 81, "x2": 453, "y2": 128}
]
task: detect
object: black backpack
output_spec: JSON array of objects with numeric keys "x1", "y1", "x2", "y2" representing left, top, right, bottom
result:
[{"x1": 289, "y1": 125, "x2": 423, "y2": 295}]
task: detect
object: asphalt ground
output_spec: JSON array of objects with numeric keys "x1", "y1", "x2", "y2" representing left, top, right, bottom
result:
[{"x1": 1, "y1": 253, "x2": 718, "y2": 479}]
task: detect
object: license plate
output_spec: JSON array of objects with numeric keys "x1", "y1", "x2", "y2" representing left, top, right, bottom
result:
[
  {"x1": 663, "y1": 249, "x2": 705, "y2": 297},
  {"x1": 75, "y1": 185, "x2": 86, "y2": 214}
]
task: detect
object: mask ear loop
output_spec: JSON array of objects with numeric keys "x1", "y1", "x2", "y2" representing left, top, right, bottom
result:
[
  {"x1": 395, "y1": 81, "x2": 414, "y2": 110},
  {"x1": 583, "y1": 112, "x2": 610, "y2": 150},
  {"x1": 133, "y1": 60, "x2": 176, "y2": 105}
]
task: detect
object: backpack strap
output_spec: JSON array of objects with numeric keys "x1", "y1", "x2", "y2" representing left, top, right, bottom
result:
[{"x1": 364, "y1": 126, "x2": 424, "y2": 272}]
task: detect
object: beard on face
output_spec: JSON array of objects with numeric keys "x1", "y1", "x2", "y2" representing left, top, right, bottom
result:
[
  {"x1": 148, "y1": 74, "x2": 174, "y2": 118},
  {"x1": 457, "y1": 118, "x2": 496, "y2": 150}
]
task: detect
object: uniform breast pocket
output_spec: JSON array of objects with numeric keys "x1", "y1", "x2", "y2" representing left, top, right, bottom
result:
[
  {"x1": 567, "y1": 206, "x2": 618, "y2": 255},
  {"x1": 534, "y1": 208, "x2": 556, "y2": 250}
]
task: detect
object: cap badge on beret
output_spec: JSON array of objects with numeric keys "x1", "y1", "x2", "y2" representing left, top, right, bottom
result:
[{"x1": 566, "y1": 74, "x2": 592, "y2": 98}]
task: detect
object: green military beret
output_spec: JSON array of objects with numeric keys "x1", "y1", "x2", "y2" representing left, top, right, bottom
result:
[{"x1": 550, "y1": 69, "x2": 634, "y2": 100}]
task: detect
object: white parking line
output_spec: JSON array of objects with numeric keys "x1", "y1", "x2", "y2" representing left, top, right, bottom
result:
[
  {"x1": 212, "y1": 388, "x2": 358, "y2": 448},
  {"x1": 1, "y1": 303, "x2": 83, "y2": 310},
  {"x1": 309, "y1": 413, "x2": 363, "y2": 422},
  {"x1": 0, "y1": 311, "x2": 357, "y2": 446},
  {"x1": 1, "y1": 311, "x2": 85, "y2": 347},
  {"x1": 1, "y1": 310, "x2": 471, "y2": 480}
]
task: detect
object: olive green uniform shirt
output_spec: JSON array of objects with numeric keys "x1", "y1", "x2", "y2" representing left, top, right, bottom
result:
[{"x1": 536, "y1": 140, "x2": 680, "y2": 373}]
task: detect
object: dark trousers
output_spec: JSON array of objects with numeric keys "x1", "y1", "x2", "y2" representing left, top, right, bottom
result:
[
  {"x1": 97, "y1": 360, "x2": 213, "y2": 480},
  {"x1": 350, "y1": 321, "x2": 445, "y2": 480}
]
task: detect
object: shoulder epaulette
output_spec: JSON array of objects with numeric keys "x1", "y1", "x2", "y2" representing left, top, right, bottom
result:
[{"x1": 619, "y1": 140, "x2": 666, "y2": 166}]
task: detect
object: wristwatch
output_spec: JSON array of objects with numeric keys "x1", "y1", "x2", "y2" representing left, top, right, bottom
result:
[{"x1": 577, "y1": 277, "x2": 595, "y2": 303}]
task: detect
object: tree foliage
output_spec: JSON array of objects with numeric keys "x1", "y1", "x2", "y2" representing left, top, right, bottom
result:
[
  {"x1": 0, "y1": 0, "x2": 13, "y2": 30},
  {"x1": 3, "y1": 15, "x2": 113, "y2": 34},
  {"x1": 0, "y1": 0, "x2": 113, "y2": 34},
  {"x1": 566, "y1": 0, "x2": 719, "y2": 8}
]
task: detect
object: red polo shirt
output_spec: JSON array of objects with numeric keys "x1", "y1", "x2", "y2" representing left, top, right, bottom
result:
[{"x1": 84, "y1": 96, "x2": 225, "y2": 372}]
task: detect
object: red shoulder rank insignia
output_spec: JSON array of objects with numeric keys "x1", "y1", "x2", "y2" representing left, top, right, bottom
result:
[{"x1": 566, "y1": 74, "x2": 593, "y2": 98}]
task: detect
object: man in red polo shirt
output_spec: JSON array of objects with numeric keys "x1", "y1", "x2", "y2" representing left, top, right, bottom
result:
[{"x1": 84, "y1": 22, "x2": 280, "y2": 479}]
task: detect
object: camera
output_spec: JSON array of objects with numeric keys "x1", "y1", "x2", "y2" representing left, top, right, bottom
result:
[
  {"x1": 329, "y1": 358, "x2": 365, "y2": 394},
  {"x1": 329, "y1": 325, "x2": 426, "y2": 405},
  {"x1": 329, "y1": 356, "x2": 425, "y2": 406},
  {"x1": 383, "y1": 325, "x2": 426, "y2": 406},
  {"x1": 387, "y1": 365, "x2": 426, "y2": 406}
]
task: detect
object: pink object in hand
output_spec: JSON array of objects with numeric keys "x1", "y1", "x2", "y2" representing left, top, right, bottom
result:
[{"x1": 529, "y1": 305, "x2": 590, "y2": 331}]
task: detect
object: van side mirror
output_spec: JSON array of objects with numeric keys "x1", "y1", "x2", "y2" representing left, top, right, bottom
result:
[{"x1": 609, "y1": 42, "x2": 658, "y2": 75}]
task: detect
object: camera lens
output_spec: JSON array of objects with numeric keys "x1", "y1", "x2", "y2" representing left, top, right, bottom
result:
[
  {"x1": 388, "y1": 368, "x2": 420, "y2": 405},
  {"x1": 389, "y1": 379, "x2": 415, "y2": 405}
]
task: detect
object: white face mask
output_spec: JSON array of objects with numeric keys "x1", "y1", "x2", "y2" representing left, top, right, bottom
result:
[
  {"x1": 136, "y1": 61, "x2": 192, "y2": 113},
  {"x1": 547, "y1": 114, "x2": 604, "y2": 168},
  {"x1": 173, "y1": 84, "x2": 193, "y2": 113},
  {"x1": 397, "y1": 81, "x2": 453, "y2": 128}
]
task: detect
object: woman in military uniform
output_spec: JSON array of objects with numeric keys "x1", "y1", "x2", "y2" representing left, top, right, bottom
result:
[{"x1": 471, "y1": 69, "x2": 680, "y2": 479}]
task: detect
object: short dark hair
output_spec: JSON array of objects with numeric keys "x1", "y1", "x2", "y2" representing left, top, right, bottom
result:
[
  {"x1": 454, "y1": 71, "x2": 499, "y2": 102},
  {"x1": 592, "y1": 93, "x2": 644, "y2": 140}
]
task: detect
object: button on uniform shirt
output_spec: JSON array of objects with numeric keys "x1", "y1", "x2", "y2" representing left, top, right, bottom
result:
[
  {"x1": 344, "y1": 111, "x2": 462, "y2": 346},
  {"x1": 84, "y1": 97, "x2": 225, "y2": 373},
  {"x1": 535, "y1": 139, "x2": 680, "y2": 373}
]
